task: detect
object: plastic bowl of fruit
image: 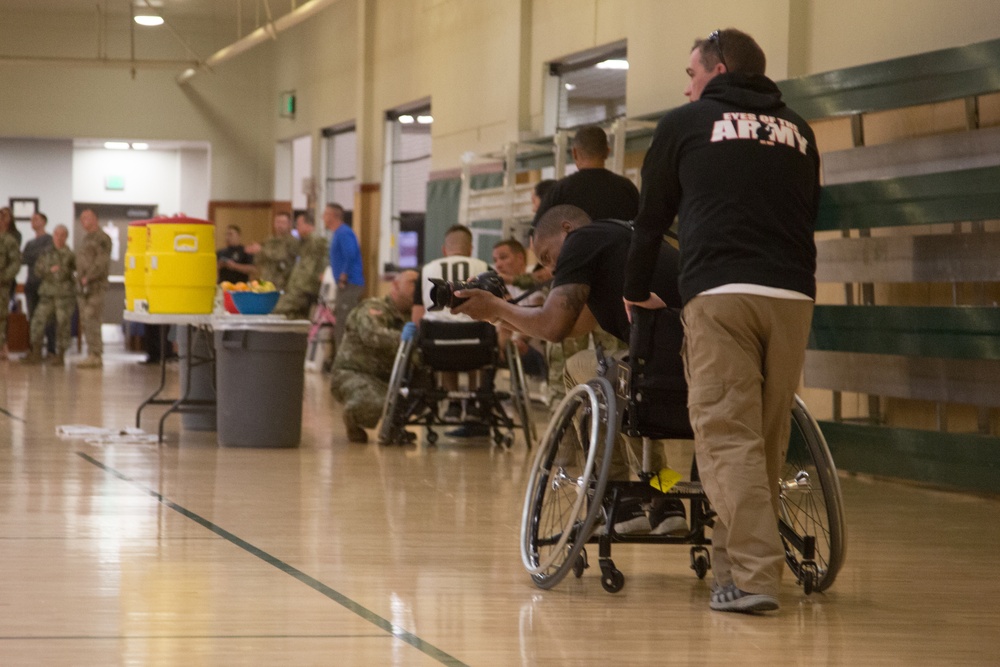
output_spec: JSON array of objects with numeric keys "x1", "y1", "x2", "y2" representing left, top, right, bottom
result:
[{"x1": 229, "y1": 290, "x2": 281, "y2": 315}]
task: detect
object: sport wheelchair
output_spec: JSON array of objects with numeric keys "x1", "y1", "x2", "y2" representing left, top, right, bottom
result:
[
  {"x1": 377, "y1": 319, "x2": 536, "y2": 449},
  {"x1": 520, "y1": 307, "x2": 846, "y2": 595}
]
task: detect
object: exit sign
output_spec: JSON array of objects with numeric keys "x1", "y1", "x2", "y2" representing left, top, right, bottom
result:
[
  {"x1": 280, "y1": 91, "x2": 296, "y2": 118},
  {"x1": 105, "y1": 175, "x2": 125, "y2": 190}
]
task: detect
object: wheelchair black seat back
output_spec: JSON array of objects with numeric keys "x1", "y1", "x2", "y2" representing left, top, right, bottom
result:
[
  {"x1": 619, "y1": 307, "x2": 693, "y2": 440},
  {"x1": 377, "y1": 317, "x2": 535, "y2": 448},
  {"x1": 417, "y1": 319, "x2": 498, "y2": 372}
]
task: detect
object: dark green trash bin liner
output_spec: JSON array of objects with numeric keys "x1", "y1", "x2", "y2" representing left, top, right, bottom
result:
[{"x1": 214, "y1": 328, "x2": 308, "y2": 447}]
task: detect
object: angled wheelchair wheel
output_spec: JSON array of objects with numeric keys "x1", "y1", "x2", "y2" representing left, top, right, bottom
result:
[
  {"x1": 520, "y1": 378, "x2": 616, "y2": 590},
  {"x1": 506, "y1": 341, "x2": 536, "y2": 449},
  {"x1": 779, "y1": 396, "x2": 847, "y2": 593},
  {"x1": 376, "y1": 338, "x2": 414, "y2": 445}
]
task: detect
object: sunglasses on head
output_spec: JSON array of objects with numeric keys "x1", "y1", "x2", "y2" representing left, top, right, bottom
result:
[{"x1": 707, "y1": 29, "x2": 728, "y2": 70}]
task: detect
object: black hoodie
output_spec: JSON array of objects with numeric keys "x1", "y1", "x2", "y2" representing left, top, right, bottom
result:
[{"x1": 625, "y1": 73, "x2": 820, "y2": 305}]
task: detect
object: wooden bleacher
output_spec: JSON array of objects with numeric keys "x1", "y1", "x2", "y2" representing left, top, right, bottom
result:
[{"x1": 777, "y1": 39, "x2": 1000, "y2": 494}]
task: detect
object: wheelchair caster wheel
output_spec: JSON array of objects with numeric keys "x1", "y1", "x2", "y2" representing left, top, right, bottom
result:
[
  {"x1": 690, "y1": 547, "x2": 711, "y2": 580},
  {"x1": 799, "y1": 561, "x2": 818, "y2": 595},
  {"x1": 426, "y1": 431, "x2": 438, "y2": 445},
  {"x1": 572, "y1": 549, "x2": 588, "y2": 578},
  {"x1": 600, "y1": 566, "x2": 624, "y2": 593}
]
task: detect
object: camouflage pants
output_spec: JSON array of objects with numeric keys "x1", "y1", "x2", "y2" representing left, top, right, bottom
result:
[
  {"x1": 0, "y1": 287, "x2": 9, "y2": 349},
  {"x1": 330, "y1": 369, "x2": 388, "y2": 429},
  {"x1": 77, "y1": 285, "x2": 105, "y2": 356},
  {"x1": 546, "y1": 326, "x2": 624, "y2": 405},
  {"x1": 563, "y1": 343, "x2": 665, "y2": 482},
  {"x1": 31, "y1": 296, "x2": 74, "y2": 353}
]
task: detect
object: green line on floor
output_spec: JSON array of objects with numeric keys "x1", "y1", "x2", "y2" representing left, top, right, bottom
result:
[{"x1": 77, "y1": 451, "x2": 470, "y2": 667}]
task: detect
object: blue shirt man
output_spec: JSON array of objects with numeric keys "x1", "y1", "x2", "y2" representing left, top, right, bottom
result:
[{"x1": 324, "y1": 202, "x2": 365, "y2": 346}]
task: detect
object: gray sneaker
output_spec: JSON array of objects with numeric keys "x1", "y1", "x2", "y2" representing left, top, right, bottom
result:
[{"x1": 709, "y1": 583, "x2": 779, "y2": 613}]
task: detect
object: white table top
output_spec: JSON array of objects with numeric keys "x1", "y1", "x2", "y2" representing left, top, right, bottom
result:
[{"x1": 123, "y1": 310, "x2": 310, "y2": 332}]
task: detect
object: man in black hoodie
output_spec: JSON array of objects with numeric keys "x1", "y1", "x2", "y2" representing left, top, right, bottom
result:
[{"x1": 624, "y1": 29, "x2": 820, "y2": 614}]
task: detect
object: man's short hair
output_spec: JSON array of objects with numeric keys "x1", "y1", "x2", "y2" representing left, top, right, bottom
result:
[
  {"x1": 444, "y1": 224, "x2": 472, "y2": 241},
  {"x1": 572, "y1": 125, "x2": 610, "y2": 160},
  {"x1": 534, "y1": 205, "x2": 591, "y2": 240},
  {"x1": 36, "y1": 212, "x2": 48, "y2": 224},
  {"x1": 534, "y1": 179, "x2": 556, "y2": 200},
  {"x1": 296, "y1": 212, "x2": 314, "y2": 226},
  {"x1": 493, "y1": 238, "x2": 526, "y2": 260},
  {"x1": 693, "y1": 28, "x2": 766, "y2": 76},
  {"x1": 443, "y1": 224, "x2": 473, "y2": 254},
  {"x1": 326, "y1": 203, "x2": 345, "y2": 217},
  {"x1": 226, "y1": 224, "x2": 241, "y2": 234},
  {"x1": 275, "y1": 211, "x2": 291, "y2": 221}
]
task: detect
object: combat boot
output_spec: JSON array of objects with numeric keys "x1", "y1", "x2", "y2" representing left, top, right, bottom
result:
[
  {"x1": 22, "y1": 348, "x2": 43, "y2": 365},
  {"x1": 343, "y1": 413, "x2": 368, "y2": 444},
  {"x1": 77, "y1": 354, "x2": 103, "y2": 369},
  {"x1": 49, "y1": 352, "x2": 65, "y2": 366}
]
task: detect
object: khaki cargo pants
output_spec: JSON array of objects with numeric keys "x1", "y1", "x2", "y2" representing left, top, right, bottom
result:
[{"x1": 682, "y1": 293, "x2": 813, "y2": 597}]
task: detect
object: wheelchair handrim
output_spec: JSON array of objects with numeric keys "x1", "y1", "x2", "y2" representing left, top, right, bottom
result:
[{"x1": 520, "y1": 382, "x2": 604, "y2": 576}]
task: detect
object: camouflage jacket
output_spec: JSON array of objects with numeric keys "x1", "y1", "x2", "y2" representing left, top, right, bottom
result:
[
  {"x1": 285, "y1": 233, "x2": 329, "y2": 300},
  {"x1": 76, "y1": 229, "x2": 112, "y2": 286},
  {"x1": 0, "y1": 232, "x2": 20, "y2": 285},
  {"x1": 332, "y1": 296, "x2": 407, "y2": 381},
  {"x1": 255, "y1": 234, "x2": 301, "y2": 290},
  {"x1": 35, "y1": 246, "x2": 77, "y2": 298}
]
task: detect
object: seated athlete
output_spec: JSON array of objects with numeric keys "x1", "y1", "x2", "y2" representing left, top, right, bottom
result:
[{"x1": 453, "y1": 204, "x2": 688, "y2": 535}]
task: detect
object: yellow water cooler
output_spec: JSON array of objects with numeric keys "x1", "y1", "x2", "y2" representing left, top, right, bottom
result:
[
  {"x1": 124, "y1": 220, "x2": 149, "y2": 312},
  {"x1": 145, "y1": 216, "x2": 217, "y2": 314}
]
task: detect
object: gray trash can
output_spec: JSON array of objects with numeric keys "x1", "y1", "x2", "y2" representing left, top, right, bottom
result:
[
  {"x1": 214, "y1": 318, "x2": 310, "y2": 447},
  {"x1": 178, "y1": 326, "x2": 216, "y2": 431}
]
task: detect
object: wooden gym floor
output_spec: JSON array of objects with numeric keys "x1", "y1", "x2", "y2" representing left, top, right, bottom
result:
[{"x1": 1, "y1": 345, "x2": 998, "y2": 666}]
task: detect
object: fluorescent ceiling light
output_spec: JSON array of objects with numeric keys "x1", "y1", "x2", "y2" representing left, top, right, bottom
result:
[
  {"x1": 595, "y1": 58, "x2": 629, "y2": 70},
  {"x1": 134, "y1": 15, "x2": 165, "y2": 27},
  {"x1": 397, "y1": 114, "x2": 415, "y2": 124},
  {"x1": 416, "y1": 115, "x2": 433, "y2": 124},
  {"x1": 564, "y1": 83, "x2": 577, "y2": 91},
  {"x1": 131, "y1": 143, "x2": 149, "y2": 150},
  {"x1": 104, "y1": 141, "x2": 130, "y2": 150}
]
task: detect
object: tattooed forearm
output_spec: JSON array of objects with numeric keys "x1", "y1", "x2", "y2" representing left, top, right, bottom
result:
[{"x1": 551, "y1": 284, "x2": 589, "y2": 317}]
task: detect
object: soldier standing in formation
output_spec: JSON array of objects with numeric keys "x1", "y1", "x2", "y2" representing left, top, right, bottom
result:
[
  {"x1": 23, "y1": 225, "x2": 75, "y2": 365},
  {"x1": 274, "y1": 213, "x2": 329, "y2": 319},
  {"x1": 0, "y1": 217, "x2": 21, "y2": 361},
  {"x1": 75, "y1": 209, "x2": 112, "y2": 369},
  {"x1": 248, "y1": 212, "x2": 300, "y2": 291},
  {"x1": 21, "y1": 212, "x2": 56, "y2": 355},
  {"x1": 330, "y1": 269, "x2": 419, "y2": 443}
]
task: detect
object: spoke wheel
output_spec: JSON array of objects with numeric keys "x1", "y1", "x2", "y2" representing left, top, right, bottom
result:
[
  {"x1": 779, "y1": 396, "x2": 847, "y2": 593},
  {"x1": 520, "y1": 379, "x2": 616, "y2": 589},
  {"x1": 376, "y1": 339, "x2": 413, "y2": 445}
]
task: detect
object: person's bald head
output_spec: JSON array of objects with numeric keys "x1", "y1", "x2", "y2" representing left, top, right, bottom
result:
[{"x1": 390, "y1": 269, "x2": 420, "y2": 314}]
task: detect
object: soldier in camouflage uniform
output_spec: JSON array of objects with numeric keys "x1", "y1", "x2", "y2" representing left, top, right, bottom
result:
[
  {"x1": 249, "y1": 213, "x2": 300, "y2": 291},
  {"x1": 274, "y1": 213, "x2": 329, "y2": 319},
  {"x1": 75, "y1": 209, "x2": 112, "y2": 368},
  {"x1": 0, "y1": 222, "x2": 22, "y2": 360},
  {"x1": 23, "y1": 225, "x2": 75, "y2": 365},
  {"x1": 330, "y1": 270, "x2": 419, "y2": 443}
]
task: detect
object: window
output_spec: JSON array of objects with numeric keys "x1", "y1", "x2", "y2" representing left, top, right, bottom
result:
[
  {"x1": 380, "y1": 101, "x2": 432, "y2": 271},
  {"x1": 546, "y1": 40, "x2": 628, "y2": 133}
]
